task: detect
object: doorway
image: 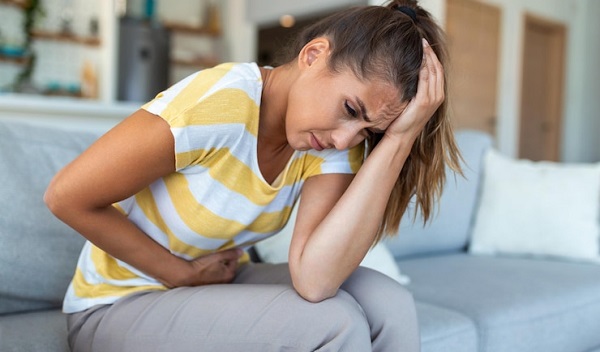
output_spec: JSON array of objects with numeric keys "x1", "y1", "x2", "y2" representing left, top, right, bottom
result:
[
  {"x1": 445, "y1": 0, "x2": 501, "y2": 136},
  {"x1": 519, "y1": 15, "x2": 566, "y2": 161}
]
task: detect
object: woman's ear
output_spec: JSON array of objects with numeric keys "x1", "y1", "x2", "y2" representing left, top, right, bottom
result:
[{"x1": 297, "y1": 37, "x2": 331, "y2": 69}]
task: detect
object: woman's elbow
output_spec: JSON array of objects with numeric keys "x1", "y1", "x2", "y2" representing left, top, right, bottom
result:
[
  {"x1": 44, "y1": 176, "x2": 71, "y2": 218},
  {"x1": 291, "y1": 274, "x2": 339, "y2": 303}
]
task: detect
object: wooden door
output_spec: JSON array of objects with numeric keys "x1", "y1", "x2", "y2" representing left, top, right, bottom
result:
[
  {"x1": 519, "y1": 15, "x2": 566, "y2": 161},
  {"x1": 445, "y1": 0, "x2": 501, "y2": 136}
]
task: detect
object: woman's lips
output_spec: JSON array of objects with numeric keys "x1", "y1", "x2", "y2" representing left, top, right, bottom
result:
[{"x1": 310, "y1": 133, "x2": 325, "y2": 151}]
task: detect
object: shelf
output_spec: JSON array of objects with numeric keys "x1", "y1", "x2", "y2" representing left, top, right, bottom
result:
[
  {"x1": 43, "y1": 90, "x2": 82, "y2": 98},
  {"x1": 0, "y1": 0, "x2": 27, "y2": 9},
  {"x1": 0, "y1": 54, "x2": 29, "y2": 64},
  {"x1": 171, "y1": 57, "x2": 219, "y2": 68},
  {"x1": 162, "y1": 21, "x2": 220, "y2": 37},
  {"x1": 31, "y1": 30, "x2": 101, "y2": 46}
]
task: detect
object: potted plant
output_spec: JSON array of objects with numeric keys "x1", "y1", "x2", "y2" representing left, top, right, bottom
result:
[{"x1": 12, "y1": 0, "x2": 44, "y2": 93}]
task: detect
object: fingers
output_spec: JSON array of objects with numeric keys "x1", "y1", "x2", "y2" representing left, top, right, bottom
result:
[
  {"x1": 186, "y1": 249, "x2": 242, "y2": 284},
  {"x1": 384, "y1": 40, "x2": 445, "y2": 138},
  {"x1": 202, "y1": 248, "x2": 241, "y2": 264},
  {"x1": 218, "y1": 248, "x2": 244, "y2": 262},
  {"x1": 421, "y1": 39, "x2": 445, "y2": 105},
  {"x1": 208, "y1": 249, "x2": 243, "y2": 271},
  {"x1": 215, "y1": 250, "x2": 241, "y2": 282}
]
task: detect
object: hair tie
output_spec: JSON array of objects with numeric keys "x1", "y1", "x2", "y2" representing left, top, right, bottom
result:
[{"x1": 395, "y1": 5, "x2": 418, "y2": 23}]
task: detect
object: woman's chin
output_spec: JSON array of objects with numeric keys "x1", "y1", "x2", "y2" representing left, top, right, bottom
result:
[{"x1": 286, "y1": 139, "x2": 307, "y2": 151}]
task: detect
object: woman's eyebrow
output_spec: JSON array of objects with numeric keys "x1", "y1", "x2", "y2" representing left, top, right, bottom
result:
[{"x1": 356, "y1": 98, "x2": 372, "y2": 122}]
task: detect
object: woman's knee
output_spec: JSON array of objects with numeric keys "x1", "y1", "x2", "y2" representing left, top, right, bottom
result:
[
  {"x1": 355, "y1": 267, "x2": 416, "y2": 318},
  {"x1": 341, "y1": 267, "x2": 420, "y2": 351},
  {"x1": 306, "y1": 289, "x2": 371, "y2": 351},
  {"x1": 343, "y1": 267, "x2": 416, "y2": 307}
]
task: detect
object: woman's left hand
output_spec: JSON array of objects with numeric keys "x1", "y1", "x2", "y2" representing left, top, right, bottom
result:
[{"x1": 385, "y1": 38, "x2": 445, "y2": 141}]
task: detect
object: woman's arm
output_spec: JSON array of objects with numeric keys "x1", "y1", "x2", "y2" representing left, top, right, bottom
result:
[
  {"x1": 289, "y1": 39, "x2": 444, "y2": 302},
  {"x1": 45, "y1": 109, "x2": 241, "y2": 288}
]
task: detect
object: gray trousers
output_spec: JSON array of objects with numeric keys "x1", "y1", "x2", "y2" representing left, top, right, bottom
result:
[{"x1": 67, "y1": 263, "x2": 420, "y2": 352}]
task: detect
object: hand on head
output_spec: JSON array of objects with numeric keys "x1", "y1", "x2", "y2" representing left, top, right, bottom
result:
[{"x1": 384, "y1": 38, "x2": 445, "y2": 142}]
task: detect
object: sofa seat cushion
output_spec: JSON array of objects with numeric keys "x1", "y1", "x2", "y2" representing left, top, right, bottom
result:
[
  {"x1": 400, "y1": 253, "x2": 600, "y2": 352},
  {"x1": 415, "y1": 302, "x2": 477, "y2": 352},
  {"x1": 0, "y1": 309, "x2": 69, "y2": 352}
]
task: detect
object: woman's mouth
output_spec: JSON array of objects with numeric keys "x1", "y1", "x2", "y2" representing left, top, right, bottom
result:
[{"x1": 310, "y1": 133, "x2": 325, "y2": 151}]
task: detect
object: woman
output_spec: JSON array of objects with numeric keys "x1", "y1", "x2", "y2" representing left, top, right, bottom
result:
[{"x1": 46, "y1": 1, "x2": 461, "y2": 350}]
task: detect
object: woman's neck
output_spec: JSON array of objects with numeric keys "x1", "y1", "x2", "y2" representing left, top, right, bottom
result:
[
  {"x1": 257, "y1": 64, "x2": 298, "y2": 184},
  {"x1": 258, "y1": 64, "x2": 296, "y2": 149}
]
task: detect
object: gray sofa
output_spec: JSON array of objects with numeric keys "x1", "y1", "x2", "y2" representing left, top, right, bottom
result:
[
  {"x1": 1, "y1": 118, "x2": 599, "y2": 352},
  {"x1": 384, "y1": 133, "x2": 600, "y2": 352}
]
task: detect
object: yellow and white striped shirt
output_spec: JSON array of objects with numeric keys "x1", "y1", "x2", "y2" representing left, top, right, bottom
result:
[{"x1": 63, "y1": 63, "x2": 364, "y2": 313}]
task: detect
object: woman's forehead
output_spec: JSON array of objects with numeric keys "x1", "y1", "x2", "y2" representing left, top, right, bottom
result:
[
  {"x1": 333, "y1": 67, "x2": 406, "y2": 126},
  {"x1": 363, "y1": 81, "x2": 406, "y2": 121}
]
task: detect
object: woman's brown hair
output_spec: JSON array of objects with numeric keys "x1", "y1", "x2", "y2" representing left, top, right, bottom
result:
[{"x1": 282, "y1": 0, "x2": 463, "y2": 243}]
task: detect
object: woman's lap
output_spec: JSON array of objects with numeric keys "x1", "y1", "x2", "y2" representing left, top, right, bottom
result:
[{"x1": 67, "y1": 263, "x2": 418, "y2": 352}]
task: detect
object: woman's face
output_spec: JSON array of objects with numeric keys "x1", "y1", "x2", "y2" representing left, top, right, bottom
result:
[{"x1": 285, "y1": 59, "x2": 405, "y2": 152}]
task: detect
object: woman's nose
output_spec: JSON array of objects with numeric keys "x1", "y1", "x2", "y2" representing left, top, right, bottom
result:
[{"x1": 332, "y1": 127, "x2": 365, "y2": 150}]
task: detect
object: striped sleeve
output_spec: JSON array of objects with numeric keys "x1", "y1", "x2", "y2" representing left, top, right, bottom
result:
[
  {"x1": 142, "y1": 63, "x2": 236, "y2": 125},
  {"x1": 140, "y1": 63, "x2": 260, "y2": 171},
  {"x1": 303, "y1": 142, "x2": 365, "y2": 178}
]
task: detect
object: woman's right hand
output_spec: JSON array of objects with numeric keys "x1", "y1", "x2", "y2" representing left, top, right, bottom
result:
[
  {"x1": 171, "y1": 249, "x2": 244, "y2": 288},
  {"x1": 384, "y1": 38, "x2": 445, "y2": 143}
]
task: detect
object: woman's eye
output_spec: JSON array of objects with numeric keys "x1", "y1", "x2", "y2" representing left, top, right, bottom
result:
[{"x1": 344, "y1": 101, "x2": 357, "y2": 117}]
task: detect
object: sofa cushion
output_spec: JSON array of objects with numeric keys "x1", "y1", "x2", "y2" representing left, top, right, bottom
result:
[
  {"x1": 0, "y1": 309, "x2": 69, "y2": 352},
  {"x1": 0, "y1": 295, "x2": 55, "y2": 315},
  {"x1": 470, "y1": 149, "x2": 600, "y2": 262},
  {"x1": 0, "y1": 120, "x2": 99, "y2": 314},
  {"x1": 400, "y1": 253, "x2": 600, "y2": 352},
  {"x1": 415, "y1": 302, "x2": 478, "y2": 352},
  {"x1": 384, "y1": 130, "x2": 493, "y2": 259}
]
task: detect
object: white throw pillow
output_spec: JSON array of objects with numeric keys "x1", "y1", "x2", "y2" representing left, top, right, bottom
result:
[
  {"x1": 254, "y1": 202, "x2": 411, "y2": 285},
  {"x1": 469, "y1": 149, "x2": 600, "y2": 262}
]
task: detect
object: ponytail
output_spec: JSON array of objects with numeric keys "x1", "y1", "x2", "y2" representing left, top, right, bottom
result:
[{"x1": 282, "y1": 1, "x2": 463, "y2": 242}]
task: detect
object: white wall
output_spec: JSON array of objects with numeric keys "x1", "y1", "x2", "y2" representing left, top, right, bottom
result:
[
  {"x1": 222, "y1": 0, "x2": 257, "y2": 62},
  {"x1": 563, "y1": 0, "x2": 600, "y2": 162},
  {"x1": 585, "y1": 0, "x2": 600, "y2": 162},
  {"x1": 99, "y1": 0, "x2": 118, "y2": 103}
]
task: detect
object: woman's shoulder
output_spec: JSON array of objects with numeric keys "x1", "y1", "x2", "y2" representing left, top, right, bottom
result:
[
  {"x1": 143, "y1": 62, "x2": 262, "y2": 129},
  {"x1": 201, "y1": 62, "x2": 262, "y2": 96},
  {"x1": 148, "y1": 62, "x2": 261, "y2": 106},
  {"x1": 179, "y1": 63, "x2": 263, "y2": 123},
  {"x1": 201, "y1": 62, "x2": 263, "y2": 104}
]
